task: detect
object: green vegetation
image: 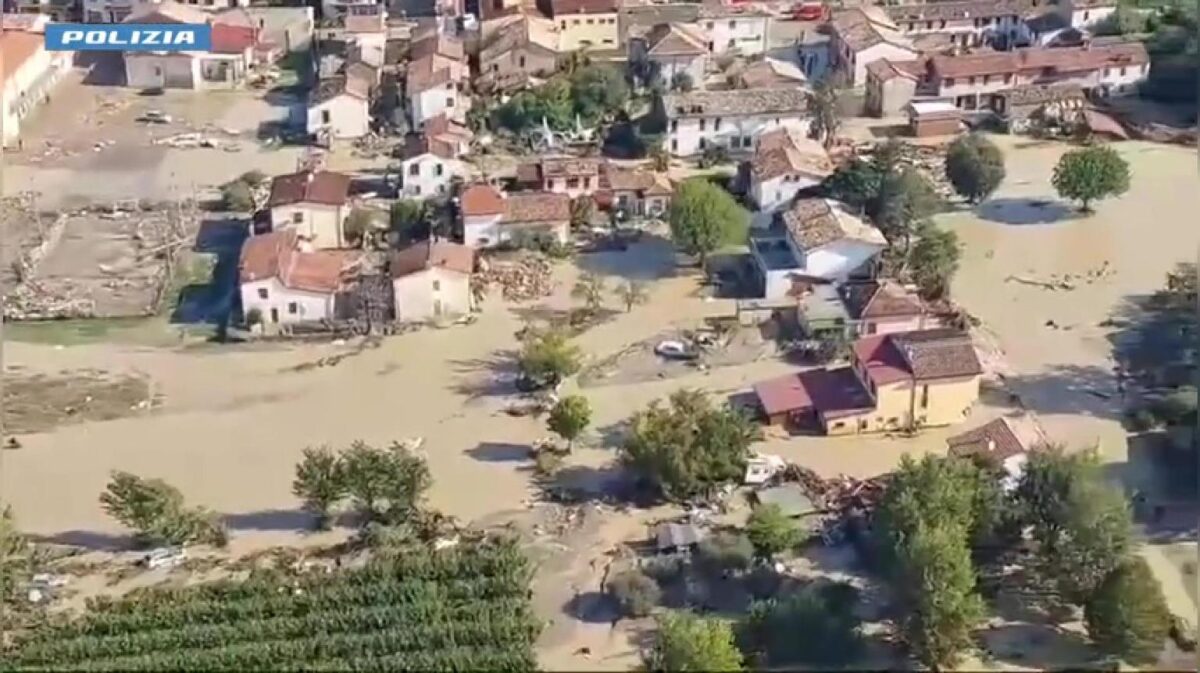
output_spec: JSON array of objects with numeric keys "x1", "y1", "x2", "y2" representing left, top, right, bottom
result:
[
  {"x1": 1142, "y1": 3, "x2": 1197, "y2": 103},
  {"x1": 668, "y1": 179, "x2": 750, "y2": 266},
  {"x1": 645, "y1": 612, "x2": 744, "y2": 671},
  {"x1": 517, "y1": 324, "x2": 583, "y2": 389},
  {"x1": 218, "y1": 177, "x2": 255, "y2": 213},
  {"x1": 495, "y1": 64, "x2": 629, "y2": 133},
  {"x1": 607, "y1": 569, "x2": 661, "y2": 618},
  {"x1": 389, "y1": 200, "x2": 432, "y2": 243},
  {"x1": 571, "y1": 272, "x2": 607, "y2": 314},
  {"x1": 944, "y1": 134, "x2": 1006, "y2": 204},
  {"x1": 695, "y1": 532, "x2": 755, "y2": 577},
  {"x1": 807, "y1": 78, "x2": 844, "y2": 150},
  {"x1": 291, "y1": 440, "x2": 431, "y2": 531},
  {"x1": 1051, "y1": 145, "x2": 1131, "y2": 213},
  {"x1": 546, "y1": 395, "x2": 592, "y2": 451},
  {"x1": 100, "y1": 472, "x2": 227, "y2": 548},
  {"x1": 621, "y1": 389, "x2": 759, "y2": 502},
  {"x1": 909, "y1": 223, "x2": 962, "y2": 300},
  {"x1": 741, "y1": 582, "x2": 863, "y2": 667},
  {"x1": 0, "y1": 538, "x2": 539, "y2": 671},
  {"x1": 292, "y1": 446, "x2": 347, "y2": 530},
  {"x1": 1085, "y1": 556, "x2": 1174, "y2": 664},
  {"x1": 615, "y1": 280, "x2": 650, "y2": 312},
  {"x1": 745, "y1": 504, "x2": 798, "y2": 559},
  {"x1": 343, "y1": 208, "x2": 375, "y2": 247}
]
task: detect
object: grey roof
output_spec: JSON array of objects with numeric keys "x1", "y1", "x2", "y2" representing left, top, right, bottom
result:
[
  {"x1": 662, "y1": 88, "x2": 808, "y2": 119},
  {"x1": 620, "y1": 3, "x2": 700, "y2": 42},
  {"x1": 754, "y1": 484, "x2": 816, "y2": 517},
  {"x1": 655, "y1": 522, "x2": 706, "y2": 550},
  {"x1": 885, "y1": 0, "x2": 1036, "y2": 23},
  {"x1": 1002, "y1": 83, "x2": 1085, "y2": 108}
]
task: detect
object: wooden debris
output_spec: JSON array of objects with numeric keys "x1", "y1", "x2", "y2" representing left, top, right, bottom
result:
[{"x1": 477, "y1": 252, "x2": 553, "y2": 302}]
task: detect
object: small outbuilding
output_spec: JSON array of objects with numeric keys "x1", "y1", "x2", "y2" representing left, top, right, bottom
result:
[
  {"x1": 654, "y1": 522, "x2": 706, "y2": 553},
  {"x1": 906, "y1": 100, "x2": 962, "y2": 138}
]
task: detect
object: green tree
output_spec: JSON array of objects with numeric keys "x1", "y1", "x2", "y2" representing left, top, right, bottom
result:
[
  {"x1": 389, "y1": 200, "x2": 430, "y2": 243},
  {"x1": 570, "y1": 196, "x2": 594, "y2": 229},
  {"x1": 569, "y1": 64, "x2": 630, "y2": 124},
  {"x1": 945, "y1": 134, "x2": 1006, "y2": 204},
  {"x1": 344, "y1": 208, "x2": 374, "y2": 247},
  {"x1": 808, "y1": 77, "x2": 843, "y2": 149},
  {"x1": 547, "y1": 395, "x2": 592, "y2": 450},
  {"x1": 607, "y1": 569, "x2": 661, "y2": 618},
  {"x1": 697, "y1": 145, "x2": 731, "y2": 168},
  {"x1": 745, "y1": 504, "x2": 797, "y2": 559},
  {"x1": 875, "y1": 169, "x2": 942, "y2": 262},
  {"x1": 1092, "y1": 5, "x2": 1148, "y2": 36},
  {"x1": 292, "y1": 446, "x2": 346, "y2": 530},
  {"x1": 649, "y1": 147, "x2": 671, "y2": 172},
  {"x1": 695, "y1": 531, "x2": 755, "y2": 576},
  {"x1": 823, "y1": 157, "x2": 882, "y2": 214},
  {"x1": 742, "y1": 582, "x2": 863, "y2": 667},
  {"x1": 645, "y1": 612, "x2": 744, "y2": 672},
  {"x1": 238, "y1": 170, "x2": 268, "y2": 187},
  {"x1": 1051, "y1": 145, "x2": 1131, "y2": 213},
  {"x1": 1085, "y1": 556, "x2": 1172, "y2": 665},
  {"x1": 518, "y1": 325, "x2": 582, "y2": 388},
  {"x1": 909, "y1": 222, "x2": 961, "y2": 299},
  {"x1": 616, "y1": 280, "x2": 650, "y2": 312},
  {"x1": 0, "y1": 506, "x2": 32, "y2": 606},
  {"x1": 621, "y1": 389, "x2": 760, "y2": 502},
  {"x1": 668, "y1": 178, "x2": 750, "y2": 267},
  {"x1": 99, "y1": 472, "x2": 226, "y2": 548},
  {"x1": 571, "y1": 271, "x2": 607, "y2": 314},
  {"x1": 220, "y1": 180, "x2": 254, "y2": 212},
  {"x1": 670, "y1": 71, "x2": 694, "y2": 92},
  {"x1": 339, "y1": 441, "x2": 431, "y2": 525}
]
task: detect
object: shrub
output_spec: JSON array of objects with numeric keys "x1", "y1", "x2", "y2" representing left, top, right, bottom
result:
[{"x1": 607, "y1": 569, "x2": 661, "y2": 618}]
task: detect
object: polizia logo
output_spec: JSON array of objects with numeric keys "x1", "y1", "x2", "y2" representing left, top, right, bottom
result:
[{"x1": 45, "y1": 23, "x2": 213, "y2": 52}]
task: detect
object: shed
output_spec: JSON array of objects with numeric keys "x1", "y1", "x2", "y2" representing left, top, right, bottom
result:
[
  {"x1": 905, "y1": 100, "x2": 962, "y2": 138},
  {"x1": 655, "y1": 522, "x2": 706, "y2": 552},
  {"x1": 753, "y1": 484, "x2": 817, "y2": 518}
]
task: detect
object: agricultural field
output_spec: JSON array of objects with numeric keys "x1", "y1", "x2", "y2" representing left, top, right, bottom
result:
[{"x1": 0, "y1": 539, "x2": 539, "y2": 672}]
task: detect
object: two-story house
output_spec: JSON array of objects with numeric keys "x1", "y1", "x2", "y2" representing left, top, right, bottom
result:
[
  {"x1": 629, "y1": 22, "x2": 708, "y2": 86},
  {"x1": 239, "y1": 228, "x2": 362, "y2": 326},
  {"x1": 658, "y1": 88, "x2": 811, "y2": 157},
  {"x1": 598, "y1": 166, "x2": 673, "y2": 217},
  {"x1": 749, "y1": 198, "x2": 886, "y2": 300},
  {"x1": 477, "y1": 14, "x2": 559, "y2": 93},
  {"x1": 264, "y1": 170, "x2": 354, "y2": 250},
  {"x1": 695, "y1": 0, "x2": 770, "y2": 56},
  {"x1": 829, "y1": 6, "x2": 918, "y2": 87},
  {"x1": 753, "y1": 328, "x2": 983, "y2": 434},
  {"x1": 883, "y1": 0, "x2": 1036, "y2": 49},
  {"x1": 397, "y1": 134, "x2": 467, "y2": 198},
  {"x1": 516, "y1": 156, "x2": 604, "y2": 197},
  {"x1": 746, "y1": 125, "x2": 833, "y2": 214},
  {"x1": 306, "y1": 73, "x2": 371, "y2": 139},
  {"x1": 542, "y1": 0, "x2": 619, "y2": 51},
  {"x1": 460, "y1": 184, "x2": 571, "y2": 248},
  {"x1": 406, "y1": 29, "x2": 469, "y2": 128},
  {"x1": 390, "y1": 239, "x2": 475, "y2": 322}
]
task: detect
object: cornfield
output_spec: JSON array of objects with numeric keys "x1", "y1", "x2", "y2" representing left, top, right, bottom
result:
[{"x1": 1, "y1": 539, "x2": 539, "y2": 671}]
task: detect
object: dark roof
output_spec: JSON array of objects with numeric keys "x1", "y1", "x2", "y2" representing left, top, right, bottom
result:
[
  {"x1": 267, "y1": 171, "x2": 352, "y2": 207},
  {"x1": 655, "y1": 522, "x2": 705, "y2": 550},
  {"x1": 391, "y1": 240, "x2": 475, "y2": 277},
  {"x1": 1024, "y1": 10, "x2": 1070, "y2": 33},
  {"x1": 662, "y1": 88, "x2": 808, "y2": 119},
  {"x1": 311, "y1": 75, "x2": 369, "y2": 105},
  {"x1": 947, "y1": 418, "x2": 1026, "y2": 460},
  {"x1": 754, "y1": 367, "x2": 874, "y2": 417},
  {"x1": 840, "y1": 280, "x2": 924, "y2": 319},
  {"x1": 892, "y1": 329, "x2": 983, "y2": 380},
  {"x1": 400, "y1": 134, "x2": 455, "y2": 160},
  {"x1": 885, "y1": 0, "x2": 1035, "y2": 23}
]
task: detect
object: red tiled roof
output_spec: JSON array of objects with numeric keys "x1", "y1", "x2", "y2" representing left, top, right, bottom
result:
[
  {"x1": 391, "y1": 240, "x2": 475, "y2": 277},
  {"x1": 503, "y1": 192, "x2": 570, "y2": 223},
  {"x1": 268, "y1": 171, "x2": 351, "y2": 207},
  {"x1": 401, "y1": 134, "x2": 455, "y2": 160},
  {"x1": 947, "y1": 418, "x2": 1027, "y2": 460},
  {"x1": 931, "y1": 42, "x2": 1148, "y2": 80},
  {"x1": 460, "y1": 184, "x2": 505, "y2": 216},
  {"x1": 854, "y1": 334, "x2": 911, "y2": 386},
  {"x1": 239, "y1": 230, "x2": 360, "y2": 293},
  {"x1": 0, "y1": 32, "x2": 42, "y2": 85},
  {"x1": 754, "y1": 367, "x2": 874, "y2": 417},
  {"x1": 892, "y1": 329, "x2": 982, "y2": 380},
  {"x1": 211, "y1": 23, "x2": 257, "y2": 54},
  {"x1": 841, "y1": 280, "x2": 924, "y2": 319}
]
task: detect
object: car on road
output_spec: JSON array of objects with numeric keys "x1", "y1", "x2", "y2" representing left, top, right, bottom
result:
[
  {"x1": 141, "y1": 547, "x2": 187, "y2": 569},
  {"x1": 655, "y1": 340, "x2": 699, "y2": 361}
]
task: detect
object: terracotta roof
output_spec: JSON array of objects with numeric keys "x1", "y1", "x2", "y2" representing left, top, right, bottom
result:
[
  {"x1": 407, "y1": 55, "x2": 454, "y2": 92},
  {"x1": 741, "y1": 58, "x2": 809, "y2": 89},
  {"x1": 783, "y1": 199, "x2": 885, "y2": 249},
  {"x1": 931, "y1": 42, "x2": 1149, "y2": 79},
  {"x1": 663, "y1": 88, "x2": 808, "y2": 119},
  {"x1": 401, "y1": 134, "x2": 455, "y2": 160},
  {"x1": 239, "y1": 230, "x2": 361, "y2": 293},
  {"x1": 410, "y1": 30, "x2": 465, "y2": 62},
  {"x1": 460, "y1": 184, "x2": 506, "y2": 216},
  {"x1": 602, "y1": 166, "x2": 672, "y2": 194},
  {"x1": 645, "y1": 22, "x2": 707, "y2": 57},
  {"x1": 866, "y1": 58, "x2": 923, "y2": 82},
  {"x1": 211, "y1": 23, "x2": 257, "y2": 54},
  {"x1": 503, "y1": 192, "x2": 571, "y2": 223},
  {"x1": 754, "y1": 367, "x2": 874, "y2": 417},
  {"x1": 549, "y1": 0, "x2": 617, "y2": 15},
  {"x1": 424, "y1": 113, "x2": 473, "y2": 142},
  {"x1": 854, "y1": 334, "x2": 912, "y2": 386},
  {"x1": 832, "y1": 7, "x2": 913, "y2": 52},
  {"x1": 947, "y1": 418, "x2": 1027, "y2": 461},
  {"x1": 0, "y1": 31, "x2": 42, "y2": 85},
  {"x1": 391, "y1": 240, "x2": 475, "y2": 277},
  {"x1": 1083, "y1": 108, "x2": 1129, "y2": 139},
  {"x1": 268, "y1": 171, "x2": 352, "y2": 207},
  {"x1": 885, "y1": 0, "x2": 1036, "y2": 23},
  {"x1": 751, "y1": 127, "x2": 833, "y2": 181},
  {"x1": 893, "y1": 329, "x2": 982, "y2": 380},
  {"x1": 841, "y1": 280, "x2": 924, "y2": 319}
]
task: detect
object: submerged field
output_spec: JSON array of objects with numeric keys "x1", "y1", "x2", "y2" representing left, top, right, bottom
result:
[{"x1": 1, "y1": 539, "x2": 539, "y2": 672}]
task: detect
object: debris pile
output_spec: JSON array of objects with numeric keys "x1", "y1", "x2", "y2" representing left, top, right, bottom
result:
[
  {"x1": 775, "y1": 464, "x2": 888, "y2": 515},
  {"x1": 1005, "y1": 261, "x2": 1114, "y2": 291},
  {"x1": 847, "y1": 141, "x2": 956, "y2": 202},
  {"x1": 477, "y1": 253, "x2": 553, "y2": 301}
]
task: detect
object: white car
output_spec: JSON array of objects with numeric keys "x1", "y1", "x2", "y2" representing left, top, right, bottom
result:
[
  {"x1": 141, "y1": 547, "x2": 187, "y2": 569},
  {"x1": 654, "y1": 340, "x2": 698, "y2": 361},
  {"x1": 31, "y1": 573, "x2": 69, "y2": 588}
]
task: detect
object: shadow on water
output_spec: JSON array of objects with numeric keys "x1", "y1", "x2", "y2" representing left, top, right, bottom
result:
[{"x1": 975, "y1": 198, "x2": 1078, "y2": 226}]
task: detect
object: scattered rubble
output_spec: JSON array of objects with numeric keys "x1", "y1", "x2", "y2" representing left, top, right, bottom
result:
[
  {"x1": 1005, "y1": 262, "x2": 1114, "y2": 292},
  {"x1": 477, "y1": 252, "x2": 554, "y2": 302}
]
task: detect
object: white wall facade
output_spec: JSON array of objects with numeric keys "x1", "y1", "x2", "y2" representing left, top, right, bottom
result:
[
  {"x1": 935, "y1": 60, "x2": 1150, "y2": 106},
  {"x1": 410, "y1": 84, "x2": 466, "y2": 128},
  {"x1": 400, "y1": 154, "x2": 463, "y2": 198},
  {"x1": 463, "y1": 213, "x2": 504, "y2": 248},
  {"x1": 667, "y1": 114, "x2": 811, "y2": 157},
  {"x1": 269, "y1": 203, "x2": 348, "y2": 250},
  {"x1": 392, "y1": 267, "x2": 472, "y2": 322},
  {"x1": 652, "y1": 53, "x2": 707, "y2": 86},
  {"x1": 2, "y1": 45, "x2": 69, "y2": 147},
  {"x1": 307, "y1": 94, "x2": 370, "y2": 139},
  {"x1": 801, "y1": 239, "x2": 884, "y2": 280},
  {"x1": 846, "y1": 41, "x2": 918, "y2": 87},
  {"x1": 1069, "y1": 4, "x2": 1116, "y2": 29},
  {"x1": 241, "y1": 278, "x2": 336, "y2": 325},
  {"x1": 750, "y1": 174, "x2": 822, "y2": 212},
  {"x1": 695, "y1": 15, "x2": 768, "y2": 55}
]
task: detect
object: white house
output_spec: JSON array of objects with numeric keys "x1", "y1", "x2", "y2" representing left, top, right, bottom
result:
[
  {"x1": 750, "y1": 198, "x2": 886, "y2": 300},
  {"x1": 694, "y1": 1, "x2": 770, "y2": 56},
  {"x1": 747, "y1": 125, "x2": 833, "y2": 214},
  {"x1": 407, "y1": 57, "x2": 469, "y2": 129},
  {"x1": 397, "y1": 134, "x2": 467, "y2": 198},
  {"x1": 1059, "y1": 0, "x2": 1118, "y2": 30},
  {"x1": 884, "y1": 0, "x2": 1036, "y2": 49},
  {"x1": 265, "y1": 170, "x2": 354, "y2": 250},
  {"x1": 239, "y1": 229, "x2": 361, "y2": 326},
  {"x1": 659, "y1": 88, "x2": 811, "y2": 157},
  {"x1": 306, "y1": 74, "x2": 371, "y2": 139},
  {"x1": 631, "y1": 23, "x2": 708, "y2": 86},
  {"x1": 390, "y1": 239, "x2": 475, "y2": 322},
  {"x1": 600, "y1": 166, "x2": 673, "y2": 218},
  {"x1": 1, "y1": 29, "x2": 71, "y2": 149},
  {"x1": 829, "y1": 6, "x2": 919, "y2": 87},
  {"x1": 460, "y1": 184, "x2": 570, "y2": 249},
  {"x1": 124, "y1": 20, "x2": 259, "y2": 90}
]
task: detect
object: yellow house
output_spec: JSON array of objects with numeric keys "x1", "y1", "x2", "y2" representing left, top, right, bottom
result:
[
  {"x1": 543, "y1": 0, "x2": 619, "y2": 51},
  {"x1": 266, "y1": 171, "x2": 354, "y2": 251},
  {"x1": 753, "y1": 328, "x2": 982, "y2": 435}
]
